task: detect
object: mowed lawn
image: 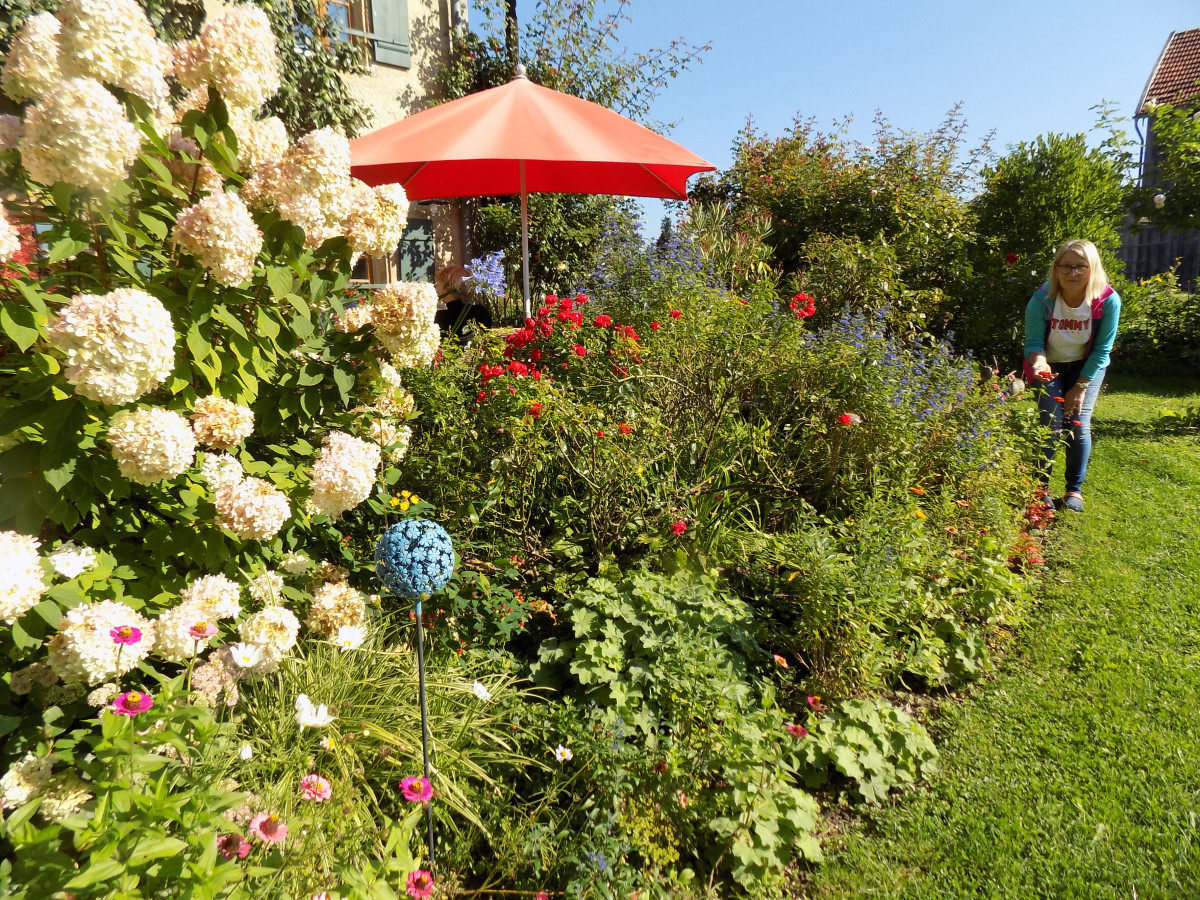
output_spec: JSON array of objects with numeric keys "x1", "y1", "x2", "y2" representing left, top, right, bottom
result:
[{"x1": 803, "y1": 372, "x2": 1200, "y2": 900}]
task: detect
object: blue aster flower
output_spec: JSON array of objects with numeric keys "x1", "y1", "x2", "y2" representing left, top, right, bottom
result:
[{"x1": 374, "y1": 519, "x2": 456, "y2": 598}]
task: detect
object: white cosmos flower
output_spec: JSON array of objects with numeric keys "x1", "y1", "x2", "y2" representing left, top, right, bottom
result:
[
  {"x1": 471, "y1": 680, "x2": 491, "y2": 702},
  {"x1": 553, "y1": 744, "x2": 573, "y2": 763},
  {"x1": 334, "y1": 625, "x2": 364, "y2": 651},
  {"x1": 294, "y1": 693, "x2": 334, "y2": 729},
  {"x1": 228, "y1": 642, "x2": 263, "y2": 669},
  {"x1": 238, "y1": 743, "x2": 253, "y2": 761}
]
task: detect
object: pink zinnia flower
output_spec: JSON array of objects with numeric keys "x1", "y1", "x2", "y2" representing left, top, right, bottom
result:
[
  {"x1": 536, "y1": 893, "x2": 550, "y2": 900},
  {"x1": 217, "y1": 833, "x2": 252, "y2": 859},
  {"x1": 112, "y1": 690, "x2": 154, "y2": 716},
  {"x1": 248, "y1": 812, "x2": 288, "y2": 844},
  {"x1": 300, "y1": 774, "x2": 332, "y2": 802},
  {"x1": 671, "y1": 520, "x2": 687, "y2": 537},
  {"x1": 110, "y1": 625, "x2": 142, "y2": 645},
  {"x1": 189, "y1": 620, "x2": 218, "y2": 641},
  {"x1": 786, "y1": 723, "x2": 808, "y2": 738},
  {"x1": 807, "y1": 695, "x2": 827, "y2": 713},
  {"x1": 406, "y1": 869, "x2": 434, "y2": 898},
  {"x1": 400, "y1": 776, "x2": 433, "y2": 803}
]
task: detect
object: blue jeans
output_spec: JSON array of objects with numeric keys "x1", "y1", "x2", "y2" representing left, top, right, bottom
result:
[{"x1": 1035, "y1": 361, "x2": 1106, "y2": 494}]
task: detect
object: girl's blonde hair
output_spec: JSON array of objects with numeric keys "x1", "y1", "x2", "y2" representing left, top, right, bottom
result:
[{"x1": 1046, "y1": 239, "x2": 1108, "y2": 301}]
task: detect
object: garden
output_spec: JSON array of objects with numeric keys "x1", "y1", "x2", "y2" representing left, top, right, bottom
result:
[{"x1": 3, "y1": 1, "x2": 1200, "y2": 899}]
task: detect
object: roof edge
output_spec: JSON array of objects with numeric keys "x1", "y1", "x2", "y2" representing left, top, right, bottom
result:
[{"x1": 1136, "y1": 30, "x2": 1180, "y2": 117}]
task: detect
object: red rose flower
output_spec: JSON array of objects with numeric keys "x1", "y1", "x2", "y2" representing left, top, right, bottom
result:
[
  {"x1": 650, "y1": 321, "x2": 660, "y2": 331},
  {"x1": 529, "y1": 402, "x2": 542, "y2": 417},
  {"x1": 671, "y1": 520, "x2": 687, "y2": 536},
  {"x1": 669, "y1": 309, "x2": 681, "y2": 319},
  {"x1": 617, "y1": 423, "x2": 632, "y2": 435},
  {"x1": 1005, "y1": 252, "x2": 1019, "y2": 264},
  {"x1": 572, "y1": 344, "x2": 588, "y2": 356},
  {"x1": 593, "y1": 314, "x2": 612, "y2": 327}
]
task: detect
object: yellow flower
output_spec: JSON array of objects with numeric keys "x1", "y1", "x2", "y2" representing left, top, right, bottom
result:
[
  {"x1": 399, "y1": 501, "x2": 410, "y2": 511},
  {"x1": 389, "y1": 497, "x2": 400, "y2": 507},
  {"x1": 410, "y1": 494, "x2": 421, "y2": 504},
  {"x1": 914, "y1": 509, "x2": 927, "y2": 520}
]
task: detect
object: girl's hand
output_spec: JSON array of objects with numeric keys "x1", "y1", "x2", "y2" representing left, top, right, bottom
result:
[{"x1": 1064, "y1": 384, "x2": 1086, "y2": 417}]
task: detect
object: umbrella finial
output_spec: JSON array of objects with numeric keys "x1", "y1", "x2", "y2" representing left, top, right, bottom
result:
[{"x1": 513, "y1": 63, "x2": 527, "y2": 80}]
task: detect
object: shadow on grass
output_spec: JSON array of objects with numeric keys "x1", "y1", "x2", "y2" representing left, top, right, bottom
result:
[
  {"x1": 1092, "y1": 417, "x2": 1199, "y2": 440},
  {"x1": 1104, "y1": 366, "x2": 1200, "y2": 398}
]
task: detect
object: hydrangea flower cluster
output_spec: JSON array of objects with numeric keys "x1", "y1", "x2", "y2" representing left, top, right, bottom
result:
[
  {"x1": 0, "y1": 531, "x2": 47, "y2": 624},
  {"x1": 248, "y1": 570, "x2": 284, "y2": 604},
  {"x1": 0, "y1": 209, "x2": 22, "y2": 263},
  {"x1": 0, "y1": 115, "x2": 22, "y2": 153},
  {"x1": 367, "y1": 418, "x2": 411, "y2": 463},
  {"x1": 107, "y1": 408, "x2": 197, "y2": 484},
  {"x1": 179, "y1": 574, "x2": 243, "y2": 620},
  {"x1": 308, "y1": 431, "x2": 381, "y2": 519},
  {"x1": 154, "y1": 602, "x2": 219, "y2": 662},
  {"x1": 46, "y1": 600, "x2": 154, "y2": 683},
  {"x1": 0, "y1": 752, "x2": 53, "y2": 811},
  {"x1": 191, "y1": 396, "x2": 255, "y2": 449},
  {"x1": 19, "y1": 77, "x2": 142, "y2": 193},
  {"x1": 233, "y1": 113, "x2": 289, "y2": 172},
  {"x1": 335, "y1": 302, "x2": 375, "y2": 334},
  {"x1": 238, "y1": 604, "x2": 301, "y2": 674},
  {"x1": 199, "y1": 452, "x2": 244, "y2": 491},
  {"x1": 172, "y1": 6, "x2": 280, "y2": 111},
  {"x1": 242, "y1": 127, "x2": 352, "y2": 248},
  {"x1": 342, "y1": 181, "x2": 410, "y2": 259},
  {"x1": 39, "y1": 773, "x2": 93, "y2": 821},
  {"x1": 56, "y1": 0, "x2": 171, "y2": 109},
  {"x1": 305, "y1": 581, "x2": 366, "y2": 638},
  {"x1": 47, "y1": 541, "x2": 99, "y2": 579},
  {"x1": 374, "y1": 519, "x2": 455, "y2": 598},
  {"x1": 280, "y1": 552, "x2": 310, "y2": 576},
  {"x1": 47, "y1": 288, "x2": 177, "y2": 406},
  {"x1": 1, "y1": 13, "x2": 62, "y2": 103},
  {"x1": 370, "y1": 282, "x2": 440, "y2": 368},
  {"x1": 172, "y1": 192, "x2": 264, "y2": 286},
  {"x1": 214, "y1": 477, "x2": 292, "y2": 540}
]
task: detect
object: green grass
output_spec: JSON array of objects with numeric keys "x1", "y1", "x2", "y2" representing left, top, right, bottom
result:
[{"x1": 803, "y1": 372, "x2": 1200, "y2": 900}]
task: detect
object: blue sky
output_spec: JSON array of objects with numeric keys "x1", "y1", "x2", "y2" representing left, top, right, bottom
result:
[{"x1": 474, "y1": 0, "x2": 1196, "y2": 233}]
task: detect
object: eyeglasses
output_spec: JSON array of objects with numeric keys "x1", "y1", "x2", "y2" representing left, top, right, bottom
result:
[{"x1": 1056, "y1": 264, "x2": 1089, "y2": 275}]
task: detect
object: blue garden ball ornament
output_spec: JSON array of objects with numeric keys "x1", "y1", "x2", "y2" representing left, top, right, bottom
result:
[{"x1": 374, "y1": 519, "x2": 456, "y2": 598}]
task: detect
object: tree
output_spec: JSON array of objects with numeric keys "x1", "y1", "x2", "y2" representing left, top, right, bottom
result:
[{"x1": 960, "y1": 131, "x2": 1129, "y2": 360}]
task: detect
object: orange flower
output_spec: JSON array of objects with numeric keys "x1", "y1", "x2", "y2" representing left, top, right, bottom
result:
[
  {"x1": 772, "y1": 654, "x2": 788, "y2": 668},
  {"x1": 909, "y1": 486, "x2": 927, "y2": 495}
]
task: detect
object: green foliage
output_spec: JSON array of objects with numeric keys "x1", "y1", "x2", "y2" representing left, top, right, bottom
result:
[
  {"x1": 960, "y1": 127, "x2": 1129, "y2": 360},
  {"x1": 246, "y1": 0, "x2": 371, "y2": 138},
  {"x1": 1115, "y1": 270, "x2": 1200, "y2": 370},
  {"x1": 710, "y1": 108, "x2": 985, "y2": 332},
  {"x1": 793, "y1": 698, "x2": 938, "y2": 805},
  {"x1": 1135, "y1": 103, "x2": 1200, "y2": 231},
  {"x1": 1, "y1": 678, "x2": 249, "y2": 899},
  {"x1": 532, "y1": 570, "x2": 755, "y2": 733}
]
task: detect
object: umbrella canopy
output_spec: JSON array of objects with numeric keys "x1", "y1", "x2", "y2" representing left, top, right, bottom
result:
[{"x1": 350, "y1": 69, "x2": 716, "y2": 315}]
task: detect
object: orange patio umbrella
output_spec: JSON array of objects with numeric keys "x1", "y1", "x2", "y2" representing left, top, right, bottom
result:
[{"x1": 350, "y1": 66, "x2": 716, "y2": 318}]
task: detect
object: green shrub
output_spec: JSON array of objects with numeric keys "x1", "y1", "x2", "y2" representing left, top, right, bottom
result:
[{"x1": 792, "y1": 698, "x2": 939, "y2": 805}]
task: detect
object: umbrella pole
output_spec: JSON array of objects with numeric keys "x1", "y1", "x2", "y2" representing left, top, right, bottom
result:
[{"x1": 520, "y1": 161, "x2": 530, "y2": 321}]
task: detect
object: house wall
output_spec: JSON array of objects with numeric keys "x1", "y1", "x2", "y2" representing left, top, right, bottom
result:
[{"x1": 344, "y1": 0, "x2": 467, "y2": 278}]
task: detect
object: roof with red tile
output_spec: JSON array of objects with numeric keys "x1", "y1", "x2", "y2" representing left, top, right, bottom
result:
[{"x1": 1138, "y1": 28, "x2": 1200, "y2": 115}]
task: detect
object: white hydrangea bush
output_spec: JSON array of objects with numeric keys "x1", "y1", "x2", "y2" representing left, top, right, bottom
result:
[{"x1": 0, "y1": 1, "x2": 447, "y2": 868}]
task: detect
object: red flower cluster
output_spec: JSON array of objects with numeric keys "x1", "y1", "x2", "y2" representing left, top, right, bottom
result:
[
  {"x1": 1009, "y1": 532, "x2": 1045, "y2": 569},
  {"x1": 668, "y1": 309, "x2": 682, "y2": 319},
  {"x1": 1026, "y1": 500, "x2": 1055, "y2": 531},
  {"x1": 528, "y1": 402, "x2": 542, "y2": 418},
  {"x1": 671, "y1": 520, "x2": 687, "y2": 536},
  {"x1": 789, "y1": 292, "x2": 817, "y2": 319},
  {"x1": 1005, "y1": 252, "x2": 1019, "y2": 265},
  {"x1": 593, "y1": 314, "x2": 612, "y2": 327},
  {"x1": 0, "y1": 223, "x2": 38, "y2": 283}
]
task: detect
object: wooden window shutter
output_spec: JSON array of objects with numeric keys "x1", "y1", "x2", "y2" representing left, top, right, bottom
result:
[
  {"x1": 397, "y1": 219, "x2": 434, "y2": 281},
  {"x1": 370, "y1": 0, "x2": 411, "y2": 68}
]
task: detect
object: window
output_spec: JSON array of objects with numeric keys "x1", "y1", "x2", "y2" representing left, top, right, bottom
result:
[
  {"x1": 318, "y1": 0, "x2": 411, "y2": 68},
  {"x1": 397, "y1": 220, "x2": 434, "y2": 282}
]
